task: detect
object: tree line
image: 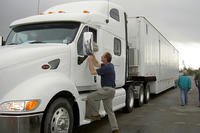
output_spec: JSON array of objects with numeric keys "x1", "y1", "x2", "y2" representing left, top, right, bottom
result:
[{"x1": 180, "y1": 67, "x2": 200, "y2": 76}]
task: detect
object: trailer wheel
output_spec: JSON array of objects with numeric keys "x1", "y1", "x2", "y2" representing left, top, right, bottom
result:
[
  {"x1": 144, "y1": 83, "x2": 150, "y2": 104},
  {"x1": 135, "y1": 84, "x2": 144, "y2": 107},
  {"x1": 43, "y1": 98, "x2": 74, "y2": 133},
  {"x1": 123, "y1": 85, "x2": 134, "y2": 113}
]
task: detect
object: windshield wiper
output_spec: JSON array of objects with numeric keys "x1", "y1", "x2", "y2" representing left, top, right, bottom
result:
[
  {"x1": 7, "y1": 43, "x2": 19, "y2": 45},
  {"x1": 29, "y1": 41, "x2": 47, "y2": 44},
  {"x1": 6, "y1": 41, "x2": 46, "y2": 45}
]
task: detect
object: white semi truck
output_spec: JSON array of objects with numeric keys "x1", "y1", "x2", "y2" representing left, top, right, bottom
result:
[{"x1": 0, "y1": 1, "x2": 179, "y2": 133}]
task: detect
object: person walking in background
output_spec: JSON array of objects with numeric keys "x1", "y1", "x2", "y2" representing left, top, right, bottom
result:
[
  {"x1": 178, "y1": 70, "x2": 192, "y2": 106},
  {"x1": 194, "y1": 68, "x2": 200, "y2": 107},
  {"x1": 86, "y1": 52, "x2": 120, "y2": 133}
]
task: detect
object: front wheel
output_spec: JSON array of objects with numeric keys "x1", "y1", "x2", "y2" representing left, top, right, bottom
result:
[
  {"x1": 43, "y1": 98, "x2": 74, "y2": 133},
  {"x1": 123, "y1": 85, "x2": 134, "y2": 113}
]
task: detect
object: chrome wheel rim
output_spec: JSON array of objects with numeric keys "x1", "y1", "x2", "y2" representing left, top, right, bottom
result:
[
  {"x1": 146, "y1": 89, "x2": 150, "y2": 100},
  {"x1": 140, "y1": 92, "x2": 144, "y2": 103},
  {"x1": 129, "y1": 90, "x2": 134, "y2": 108},
  {"x1": 51, "y1": 107, "x2": 70, "y2": 133}
]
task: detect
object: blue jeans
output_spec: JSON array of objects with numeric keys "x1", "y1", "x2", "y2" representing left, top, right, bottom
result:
[{"x1": 180, "y1": 89, "x2": 188, "y2": 105}]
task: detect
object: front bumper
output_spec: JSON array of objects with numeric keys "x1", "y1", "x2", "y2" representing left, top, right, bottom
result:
[{"x1": 0, "y1": 113, "x2": 43, "y2": 133}]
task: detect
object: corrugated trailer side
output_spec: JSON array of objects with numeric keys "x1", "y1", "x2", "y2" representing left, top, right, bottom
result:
[
  {"x1": 127, "y1": 16, "x2": 179, "y2": 94},
  {"x1": 158, "y1": 36, "x2": 179, "y2": 93}
]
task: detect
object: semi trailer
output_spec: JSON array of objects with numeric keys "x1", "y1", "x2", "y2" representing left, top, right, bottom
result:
[{"x1": 0, "y1": 1, "x2": 179, "y2": 133}]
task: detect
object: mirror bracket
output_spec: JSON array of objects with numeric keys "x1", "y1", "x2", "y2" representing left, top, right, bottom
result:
[{"x1": 0, "y1": 36, "x2": 3, "y2": 46}]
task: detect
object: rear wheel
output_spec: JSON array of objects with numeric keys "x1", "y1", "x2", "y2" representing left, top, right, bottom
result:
[
  {"x1": 144, "y1": 83, "x2": 150, "y2": 104},
  {"x1": 43, "y1": 98, "x2": 74, "y2": 133},
  {"x1": 135, "y1": 84, "x2": 144, "y2": 107},
  {"x1": 123, "y1": 85, "x2": 134, "y2": 113}
]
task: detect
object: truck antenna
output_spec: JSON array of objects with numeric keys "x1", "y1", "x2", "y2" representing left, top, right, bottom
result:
[
  {"x1": 37, "y1": 0, "x2": 40, "y2": 14},
  {"x1": 106, "y1": 0, "x2": 110, "y2": 23}
]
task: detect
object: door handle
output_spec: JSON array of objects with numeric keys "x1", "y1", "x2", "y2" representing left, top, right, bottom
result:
[{"x1": 94, "y1": 76, "x2": 97, "y2": 83}]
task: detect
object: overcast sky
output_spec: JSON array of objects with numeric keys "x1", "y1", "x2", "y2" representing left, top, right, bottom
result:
[{"x1": 0, "y1": 0, "x2": 200, "y2": 69}]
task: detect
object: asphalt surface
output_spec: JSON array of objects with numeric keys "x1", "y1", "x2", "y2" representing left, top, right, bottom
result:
[{"x1": 76, "y1": 87, "x2": 200, "y2": 133}]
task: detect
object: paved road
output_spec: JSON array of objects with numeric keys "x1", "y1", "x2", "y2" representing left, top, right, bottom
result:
[{"x1": 76, "y1": 87, "x2": 200, "y2": 133}]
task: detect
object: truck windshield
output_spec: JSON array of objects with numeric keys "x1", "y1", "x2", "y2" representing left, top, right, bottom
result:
[{"x1": 6, "y1": 22, "x2": 80, "y2": 45}]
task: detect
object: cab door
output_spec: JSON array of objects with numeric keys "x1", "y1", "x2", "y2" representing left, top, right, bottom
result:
[{"x1": 73, "y1": 26, "x2": 99, "y2": 91}]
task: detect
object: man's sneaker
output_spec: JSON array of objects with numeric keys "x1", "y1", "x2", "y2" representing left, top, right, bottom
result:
[
  {"x1": 112, "y1": 129, "x2": 120, "y2": 133},
  {"x1": 86, "y1": 115, "x2": 101, "y2": 121}
]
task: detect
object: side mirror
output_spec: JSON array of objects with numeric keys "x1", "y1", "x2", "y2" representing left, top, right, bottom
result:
[
  {"x1": 83, "y1": 32, "x2": 94, "y2": 55},
  {"x1": 0, "y1": 36, "x2": 3, "y2": 46}
]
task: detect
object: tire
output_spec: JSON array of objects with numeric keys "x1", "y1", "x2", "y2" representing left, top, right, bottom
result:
[
  {"x1": 123, "y1": 85, "x2": 134, "y2": 113},
  {"x1": 43, "y1": 98, "x2": 74, "y2": 133},
  {"x1": 144, "y1": 83, "x2": 150, "y2": 104},
  {"x1": 135, "y1": 84, "x2": 144, "y2": 107}
]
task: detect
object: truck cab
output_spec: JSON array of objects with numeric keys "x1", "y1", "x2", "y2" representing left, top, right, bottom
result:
[{"x1": 0, "y1": 1, "x2": 133, "y2": 133}]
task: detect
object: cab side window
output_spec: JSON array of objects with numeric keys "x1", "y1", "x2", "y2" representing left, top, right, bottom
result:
[
  {"x1": 114, "y1": 37, "x2": 121, "y2": 56},
  {"x1": 110, "y1": 8, "x2": 120, "y2": 22}
]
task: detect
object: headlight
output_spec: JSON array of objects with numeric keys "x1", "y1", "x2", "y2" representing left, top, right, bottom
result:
[{"x1": 0, "y1": 100, "x2": 40, "y2": 112}]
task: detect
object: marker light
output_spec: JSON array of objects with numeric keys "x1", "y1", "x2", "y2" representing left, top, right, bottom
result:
[
  {"x1": 58, "y1": 11, "x2": 65, "y2": 13},
  {"x1": 83, "y1": 10, "x2": 90, "y2": 13},
  {"x1": 25, "y1": 100, "x2": 40, "y2": 111},
  {"x1": 48, "y1": 11, "x2": 54, "y2": 14}
]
